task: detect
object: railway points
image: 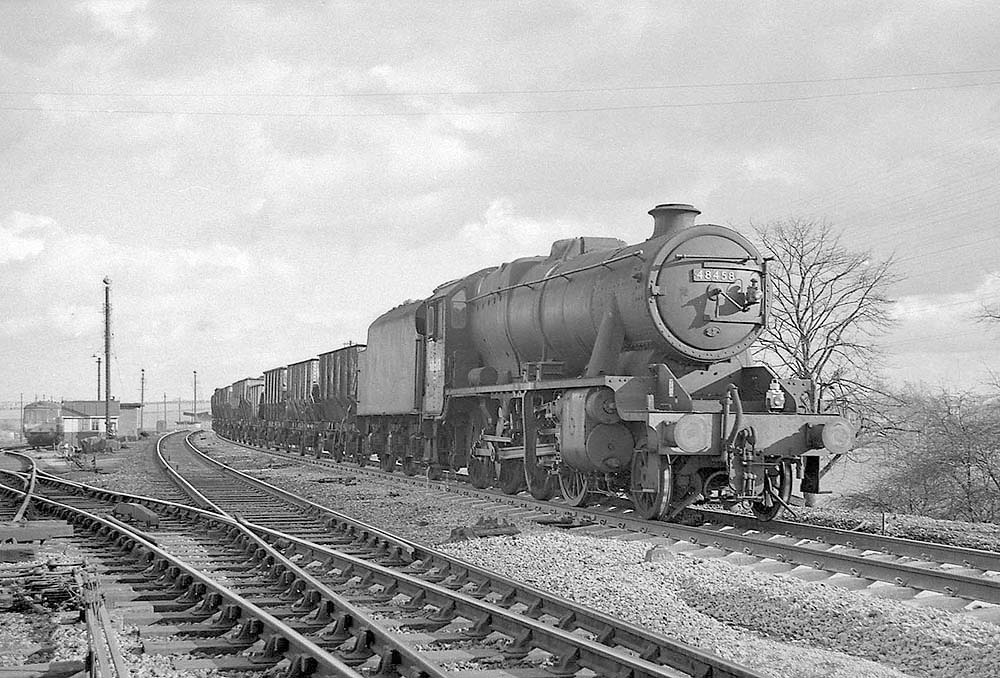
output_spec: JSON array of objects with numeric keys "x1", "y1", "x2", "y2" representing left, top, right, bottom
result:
[
  {"x1": 4, "y1": 432, "x2": 1000, "y2": 676},
  {"x1": 201, "y1": 432, "x2": 1000, "y2": 615}
]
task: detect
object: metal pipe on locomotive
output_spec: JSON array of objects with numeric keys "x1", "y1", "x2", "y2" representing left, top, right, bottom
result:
[{"x1": 212, "y1": 203, "x2": 854, "y2": 521}]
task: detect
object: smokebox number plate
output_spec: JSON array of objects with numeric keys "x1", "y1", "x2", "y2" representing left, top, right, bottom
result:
[{"x1": 692, "y1": 268, "x2": 738, "y2": 282}]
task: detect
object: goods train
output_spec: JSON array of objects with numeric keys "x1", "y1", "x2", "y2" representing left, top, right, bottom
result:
[
  {"x1": 22, "y1": 401, "x2": 64, "y2": 448},
  {"x1": 212, "y1": 204, "x2": 854, "y2": 521}
]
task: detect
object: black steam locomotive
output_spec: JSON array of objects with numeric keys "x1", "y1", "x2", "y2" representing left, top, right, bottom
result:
[{"x1": 212, "y1": 204, "x2": 854, "y2": 521}]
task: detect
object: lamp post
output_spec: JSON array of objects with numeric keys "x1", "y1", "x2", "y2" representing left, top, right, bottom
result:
[
  {"x1": 103, "y1": 277, "x2": 111, "y2": 437},
  {"x1": 193, "y1": 371, "x2": 198, "y2": 426}
]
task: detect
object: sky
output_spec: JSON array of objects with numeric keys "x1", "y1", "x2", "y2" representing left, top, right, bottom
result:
[{"x1": 2, "y1": 0, "x2": 999, "y2": 409}]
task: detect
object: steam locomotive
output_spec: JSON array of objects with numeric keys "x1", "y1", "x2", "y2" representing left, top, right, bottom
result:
[{"x1": 212, "y1": 204, "x2": 854, "y2": 521}]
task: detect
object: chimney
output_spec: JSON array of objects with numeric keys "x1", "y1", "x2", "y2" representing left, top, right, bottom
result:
[{"x1": 648, "y1": 203, "x2": 701, "y2": 239}]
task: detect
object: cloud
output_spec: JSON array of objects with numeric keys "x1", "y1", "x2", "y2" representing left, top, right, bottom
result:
[
  {"x1": 881, "y1": 272, "x2": 1000, "y2": 388},
  {"x1": 0, "y1": 212, "x2": 55, "y2": 264},
  {"x1": 76, "y1": 0, "x2": 154, "y2": 44},
  {"x1": 892, "y1": 272, "x2": 1000, "y2": 338},
  {"x1": 5, "y1": 2, "x2": 1000, "y2": 402},
  {"x1": 455, "y1": 198, "x2": 584, "y2": 260}
]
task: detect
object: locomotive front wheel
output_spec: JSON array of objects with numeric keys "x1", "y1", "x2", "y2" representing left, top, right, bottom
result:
[
  {"x1": 629, "y1": 449, "x2": 672, "y2": 521},
  {"x1": 558, "y1": 467, "x2": 592, "y2": 507},
  {"x1": 498, "y1": 460, "x2": 525, "y2": 494},
  {"x1": 750, "y1": 460, "x2": 793, "y2": 521},
  {"x1": 469, "y1": 456, "x2": 493, "y2": 489}
]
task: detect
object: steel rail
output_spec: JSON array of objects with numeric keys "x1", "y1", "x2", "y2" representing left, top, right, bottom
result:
[
  {"x1": 76, "y1": 569, "x2": 132, "y2": 678},
  {"x1": 0, "y1": 474, "x2": 369, "y2": 678},
  {"x1": 252, "y1": 520, "x2": 760, "y2": 678},
  {"x1": 210, "y1": 433, "x2": 1000, "y2": 605},
  {"x1": 153, "y1": 432, "x2": 227, "y2": 514},
  {"x1": 6, "y1": 466, "x2": 450, "y2": 678},
  {"x1": 20, "y1": 434, "x2": 767, "y2": 678},
  {"x1": 692, "y1": 508, "x2": 1000, "y2": 573},
  {"x1": 166, "y1": 434, "x2": 756, "y2": 676},
  {"x1": 172, "y1": 431, "x2": 763, "y2": 678},
  {"x1": 173, "y1": 434, "x2": 773, "y2": 677},
  {"x1": 6, "y1": 449, "x2": 37, "y2": 522}
]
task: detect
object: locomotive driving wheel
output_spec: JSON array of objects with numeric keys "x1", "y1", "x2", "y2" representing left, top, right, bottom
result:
[
  {"x1": 629, "y1": 448, "x2": 673, "y2": 521},
  {"x1": 498, "y1": 460, "x2": 525, "y2": 494},
  {"x1": 558, "y1": 467, "x2": 592, "y2": 507},
  {"x1": 750, "y1": 460, "x2": 793, "y2": 521},
  {"x1": 468, "y1": 455, "x2": 493, "y2": 489},
  {"x1": 523, "y1": 394, "x2": 557, "y2": 501}
]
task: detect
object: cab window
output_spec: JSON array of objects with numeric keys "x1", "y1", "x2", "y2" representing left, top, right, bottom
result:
[
  {"x1": 451, "y1": 290, "x2": 467, "y2": 329},
  {"x1": 427, "y1": 304, "x2": 436, "y2": 338}
]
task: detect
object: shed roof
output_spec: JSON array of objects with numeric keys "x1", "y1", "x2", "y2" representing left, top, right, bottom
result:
[{"x1": 62, "y1": 400, "x2": 121, "y2": 418}]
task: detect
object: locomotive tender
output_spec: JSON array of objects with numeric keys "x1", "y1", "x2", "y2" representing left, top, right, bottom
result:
[{"x1": 212, "y1": 204, "x2": 854, "y2": 521}]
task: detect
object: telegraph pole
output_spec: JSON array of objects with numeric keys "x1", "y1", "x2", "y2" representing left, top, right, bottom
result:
[
  {"x1": 103, "y1": 277, "x2": 111, "y2": 437},
  {"x1": 19, "y1": 393, "x2": 23, "y2": 443},
  {"x1": 140, "y1": 368, "x2": 145, "y2": 432},
  {"x1": 193, "y1": 371, "x2": 198, "y2": 425},
  {"x1": 93, "y1": 355, "x2": 101, "y2": 400},
  {"x1": 162, "y1": 393, "x2": 167, "y2": 431}
]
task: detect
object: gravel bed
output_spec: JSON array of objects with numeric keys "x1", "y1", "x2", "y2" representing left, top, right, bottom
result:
[
  {"x1": 83, "y1": 432, "x2": 1000, "y2": 677},
  {"x1": 194, "y1": 435, "x2": 549, "y2": 544},
  {"x1": 48, "y1": 438, "x2": 194, "y2": 505},
  {"x1": 778, "y1": 506, "x2": 1000, "y2": 553},
  {"x1": 443, "y1": 532, "x2": 1000, "y2": 678},
  {"x1": 198, "y1": 434, "x2": 1000, "y2": 555},
  {"x1": 2, "y1": 452, "x2": 236, "y2": 677},
  {"x1": 0, "y1": 551, "x2": 87, "y2": 666}
]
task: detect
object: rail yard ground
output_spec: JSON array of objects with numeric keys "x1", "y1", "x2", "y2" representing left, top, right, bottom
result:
[{"x1": 17, "y1": 431, "x2": 995, "y2": 678}]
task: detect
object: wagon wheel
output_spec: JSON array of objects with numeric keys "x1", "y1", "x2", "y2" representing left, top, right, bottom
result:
[
  {"x1": 629, "y1": 448, "x2": 672, "y2": 521},
  {"x1": 468, "y1": 454, "x2": 493, "y2": 489},
  {"x1": 751, "y1": 460, "x2": 793, "y2": 521},
  {"x1": 558, "y1": 467, "x2": 592, "y2": 507},
  {"x1": 498, "y1": 460, "x2": 525, "y2": 494},
  {"x1": 402, "y1": 456, "x2": 419, "y2": 476},
  {"x1": 379, "y1": 452, "x2": 396, "y2": 473}
]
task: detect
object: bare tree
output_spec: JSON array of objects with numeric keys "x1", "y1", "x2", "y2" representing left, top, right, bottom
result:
[
  {"x1": 978, "y1": 302, "x2": 1000, "y2": 323},
  {"x1": 751, "y1": 219, "x2": 902, "y2": 502},
  {"x1": 843, "y1": 389, "x2": 1000, "y2": 523},
  {"x1": 753, "y1": 218, "x2": 900, "y2": 426}
]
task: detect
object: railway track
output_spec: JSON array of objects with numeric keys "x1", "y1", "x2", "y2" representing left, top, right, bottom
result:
[
  {"x1": 4, "y1": 433, "x2": 766, "y2": 678},
  {"x1": 206, "y1": 432, "x2": 1000, "y2": 617}
]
